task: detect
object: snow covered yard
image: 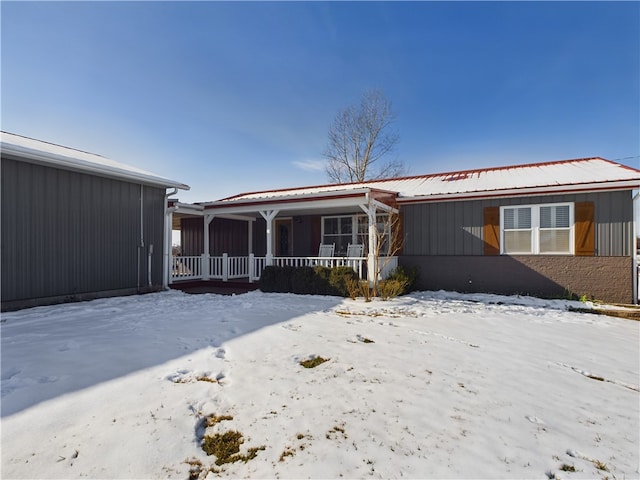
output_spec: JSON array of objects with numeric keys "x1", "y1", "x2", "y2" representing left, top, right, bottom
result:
[{"x1": 1, "y1": 290, "x2": 638, "y2": 479}]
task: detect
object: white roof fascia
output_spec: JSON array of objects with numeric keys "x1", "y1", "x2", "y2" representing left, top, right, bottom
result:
[
  {"x1": 397, "y1": 180, "x2": 640, "y2": 204},
  {"x1": 208, "y1": 187, "x2": 374, "y2": 207},
  {"x1": 170, "y1": 202, "x2": 204, "y2": 216},
  {"x1": 204, "y1": 194, "x2": 372, "y2": 217},
  {"x1": 1, "y1": 134, "x2": 190, "y2": 191}
]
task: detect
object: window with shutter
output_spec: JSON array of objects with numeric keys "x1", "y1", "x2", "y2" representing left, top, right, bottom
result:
[{"x1": 499, "y1": 203, "x2": 575, "y2": 255}]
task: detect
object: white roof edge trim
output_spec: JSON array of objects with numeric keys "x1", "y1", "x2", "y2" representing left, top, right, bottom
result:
[
  {"x1": 203, "y1": 195, "x2": 373, "y2": 216},
  {"x1": 2, "y1": 142, "x2": 190, "y2": 191},
  {"x1": 208, "y1": 187, "x2": 375, "y2": 206},
  {"x1": 170, "y1": 202, "x2": 205, "y2": 215},
  {"x1": 396, "y1": 180, "x2": 640, "y2": 203}
]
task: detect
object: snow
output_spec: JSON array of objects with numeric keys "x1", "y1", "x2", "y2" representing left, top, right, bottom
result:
[
  {"x1": 0, "y1": 131, "x2": 189, "y2": 190},
  {"x1": 216, "y1": 158, "x2": 640, "y2": 203},
  {"x1": 2, "y1": 290, "x2": 638, "y2": 479}
]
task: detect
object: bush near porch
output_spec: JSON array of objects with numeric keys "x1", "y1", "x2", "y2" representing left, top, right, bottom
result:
[
  {"x1": 259, "y1": 265, "x2": 418, "y2": 299},
  {"x1": 260, "y1": 266, "x2": 358, "y2": 296}
]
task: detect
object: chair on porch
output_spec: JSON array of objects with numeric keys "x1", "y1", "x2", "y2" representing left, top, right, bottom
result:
[
  {"x1": 346, "y1": 243, "x2": 364, "y2": 258},
  {"x1": 345, "y1": 243, "x2": 365, "y2": 277},
  {"x1": 318, "y1": 243, "x2": 335, "y2": 258},
  {"x1": 315, "y1": 243, "x2": 335, "y2": 267}
]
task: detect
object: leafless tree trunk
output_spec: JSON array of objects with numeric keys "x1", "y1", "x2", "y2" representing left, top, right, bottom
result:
[
  {"x1": 324, "y1": 89, "x2": 404, "y2": 184},
  {"x1": 360, "y1": 211, "x2": 403, "y2": 299}
]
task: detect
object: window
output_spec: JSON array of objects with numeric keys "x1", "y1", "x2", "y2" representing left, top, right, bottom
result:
[
  {"x1": 322, "y1": 216, "x2": 352, "y2": 255},
  {"x1": 322, "y1": 214, "x2": 391, "y2": 256},
  {"x1": 501, "y1": 203, "x2": 574, "y2": 255},
  {"x1": 503, "y1": 207, "x2": 532, "y2": 253}
]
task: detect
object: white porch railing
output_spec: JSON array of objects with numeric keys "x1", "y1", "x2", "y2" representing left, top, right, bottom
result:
[
  {"x1": 171, "y1": 254, "x2": 384, "y2": 284},
  {"x1": 171, "y1": 256, "x2": 202, "y2": 280}
]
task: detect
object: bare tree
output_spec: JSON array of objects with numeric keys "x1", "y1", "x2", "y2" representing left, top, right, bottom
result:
[{"x1": 324, "y1": 89, "x2": 403, "y2": 183}]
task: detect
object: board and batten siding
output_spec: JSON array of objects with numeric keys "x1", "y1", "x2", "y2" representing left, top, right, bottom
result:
[
  {"x1": 402, "y1": 191, "x2": 634, "y2": 257},
  {"x1": 1, "y1": 156, "x2": 166, "y2": 306}
]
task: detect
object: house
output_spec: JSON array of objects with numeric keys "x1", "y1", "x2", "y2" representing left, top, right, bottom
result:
[
  {"x1": 1, "y1": 132, "x2": 189, "y2": 311},
  {"x1": 171, "y1": 157, "x2": 640, "y2": 304}
]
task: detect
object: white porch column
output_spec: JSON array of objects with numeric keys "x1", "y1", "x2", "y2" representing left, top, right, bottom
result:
[
  {"x1": 360, "y1": 202, "x2": 378, "y2": 285},
  {"x1": 259, "y1": 210, "x2": 279, "y2": 266},
  {"x1": 248, "y1": 219, "x2": 253, "y2": 254},
  {"x1": 202, "y1": 214, "x2": 215, "y2": 279}
]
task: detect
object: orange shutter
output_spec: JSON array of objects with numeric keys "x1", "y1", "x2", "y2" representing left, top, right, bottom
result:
[
  {"x1": 484, "y1": 206, "x2": 500, "y2": 255},
  {"x1": 575, "y1": 202, "x2": 595, "y2": 256}
]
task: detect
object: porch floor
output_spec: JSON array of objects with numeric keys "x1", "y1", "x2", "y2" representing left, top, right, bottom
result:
[{"x1": 169, "y1": 279, "x2": 259, "y2": 296}]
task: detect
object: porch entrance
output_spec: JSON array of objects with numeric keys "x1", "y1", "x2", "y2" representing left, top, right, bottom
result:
[{"x1": 276, "y1": 219, "x2": 293, "y2": 257}]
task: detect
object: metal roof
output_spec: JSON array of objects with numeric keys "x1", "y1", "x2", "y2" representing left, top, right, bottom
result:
[
  {"x1": 216, "y1": 157, "x2": 640, "y2": 205},
  {"x1": 1, "y1": 131, "x2": 190, "y2": 190}
]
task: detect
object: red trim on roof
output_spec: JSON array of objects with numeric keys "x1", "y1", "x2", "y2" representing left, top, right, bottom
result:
[{"x1": 397, "y1": 182, "x2": 637, "y2": 204}]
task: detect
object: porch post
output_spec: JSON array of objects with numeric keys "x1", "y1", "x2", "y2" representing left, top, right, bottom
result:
[
  {"x1": 259, "y1": 210, "x2": 279, "y2": 266},
  {"x1": 248, "y1": 219, "x2": 253, "y2": 254},
  {"x1": 360, "y1": 202, "x2": 378, "y2": 286},
  {"x1": 202, "y1": 214, "x2": 214, "y2": 279}
]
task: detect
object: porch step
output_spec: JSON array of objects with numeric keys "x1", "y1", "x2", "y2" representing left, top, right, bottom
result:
[{"x1": 170, "y1": 280, "x2": 259, "y2": 296}]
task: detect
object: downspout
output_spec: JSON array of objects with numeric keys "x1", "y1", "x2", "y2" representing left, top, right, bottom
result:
[
  {"x1": 163, "y1": 188, "x2": 178, "y2": 290},
  {"x1": 138, "y1": 184, "x2": 144, "y2": 289}
]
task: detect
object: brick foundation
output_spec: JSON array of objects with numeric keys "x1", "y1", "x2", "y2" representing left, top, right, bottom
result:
[{"x1": 400, "y1": 255, "x2": 635, "y2": 304}]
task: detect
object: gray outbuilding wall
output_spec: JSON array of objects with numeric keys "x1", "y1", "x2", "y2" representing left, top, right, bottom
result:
[{"x1": 1, "y1": 156, "x2": 167, "y2": 310}]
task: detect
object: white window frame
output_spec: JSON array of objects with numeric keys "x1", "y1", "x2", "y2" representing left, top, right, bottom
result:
[
  {"x1": 321, "y1": 213, "x2": 391, "y2": 256},
  {"x1": 500, "y1": 202, "x2": 575, "y2": 255}
]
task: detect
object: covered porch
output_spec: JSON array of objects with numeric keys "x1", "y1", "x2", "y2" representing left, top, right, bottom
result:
[{"x1": 165, "y1": 188, "x2": 400, "y2": 287}]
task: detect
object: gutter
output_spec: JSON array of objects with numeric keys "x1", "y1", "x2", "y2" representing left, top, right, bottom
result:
[{"x1": 1, "y1": 142, "x2": 190, "y2": 191}]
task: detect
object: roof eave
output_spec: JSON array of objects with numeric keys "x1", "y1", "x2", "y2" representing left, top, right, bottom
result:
[
  {"x1": 397, "y1": 180, "x2": 640, "y2": 204},
  {"x1": 2, "y1": 142, "x2": 190, "y2": 191}
]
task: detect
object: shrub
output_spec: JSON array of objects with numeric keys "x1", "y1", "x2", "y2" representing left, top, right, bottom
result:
[
  {"x1": 377, "y1": 278, "x2": 409, "y2": 300},
  {"x1": 344, "y1": 277, "x2": 362, "y2": 300},
  {"x1": 259, "y1": 265, "x2": 359, "y2": 297},
  {"x1": 385, "y1": 266, "x2": 418, "y2": 293},
  {"x1": 260, "y1": 266, "x2": 293, "y2": 292},
  {"x1": 329, "y1": 266, "x2": 359, "y2": 297},
  {"x1": 291, "y1": 267, "x2": 318, "y2": 294}
]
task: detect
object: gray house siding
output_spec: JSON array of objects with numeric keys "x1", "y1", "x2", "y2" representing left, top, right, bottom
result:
[
  {"x1": 181, "y1": 217, "x2": 267, "y2": 257},
  {"x1": 1, "y1": 156, "x2": 166, "y2": 309},
  {"x1": 402, "y1": 191, "x2": 634, "y2": 257},
  {"x1": 400, "y1": 190, "x2": 636, "y2": 303}
]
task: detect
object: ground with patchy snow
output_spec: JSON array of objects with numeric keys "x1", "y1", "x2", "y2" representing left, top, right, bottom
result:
[{"x1": 1, "y1": 290, "x2": 638, "y2": 479}]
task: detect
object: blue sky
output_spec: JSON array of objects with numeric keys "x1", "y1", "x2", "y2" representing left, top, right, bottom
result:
[{"x1": 2, "y1": 1, "x2": 639, "y2": 203}]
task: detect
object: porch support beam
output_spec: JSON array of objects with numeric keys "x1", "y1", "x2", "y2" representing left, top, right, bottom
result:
[
  {"x1": 360, "y1": 202, "x2": 378, "y2": 286},
  {"x1": 163, "y1": 206, "x2": 175, "y2": 288},
  {"x1": 202, "y1": 214, "x2": 215, "y2": 279},
  {"x1": 259, "y1": 210, "x2": 279, "y2": 265}
]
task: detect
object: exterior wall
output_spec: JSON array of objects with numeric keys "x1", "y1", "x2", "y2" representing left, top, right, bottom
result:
[
  {"x1": 401, "y1": 190, "x2": 636, "y2": 303},
  {"x1": 180, "y1": 217, "x2": 204, "y2": 256},
  {"x1": 402, "y1": 191, "x2": 634, "y2": 257},
  {"x1": 292, "y1": 215, "x2": 321, "y2": 257},
  {"x1": 1, "y1": 156, "x2": 167, "y2": 309},
  {"x1": 400, "y1": 255, "x2": 634, "y2": 304},
  {"x1": 181, "y1": 216, "x2": 267, "y2": 256}
]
